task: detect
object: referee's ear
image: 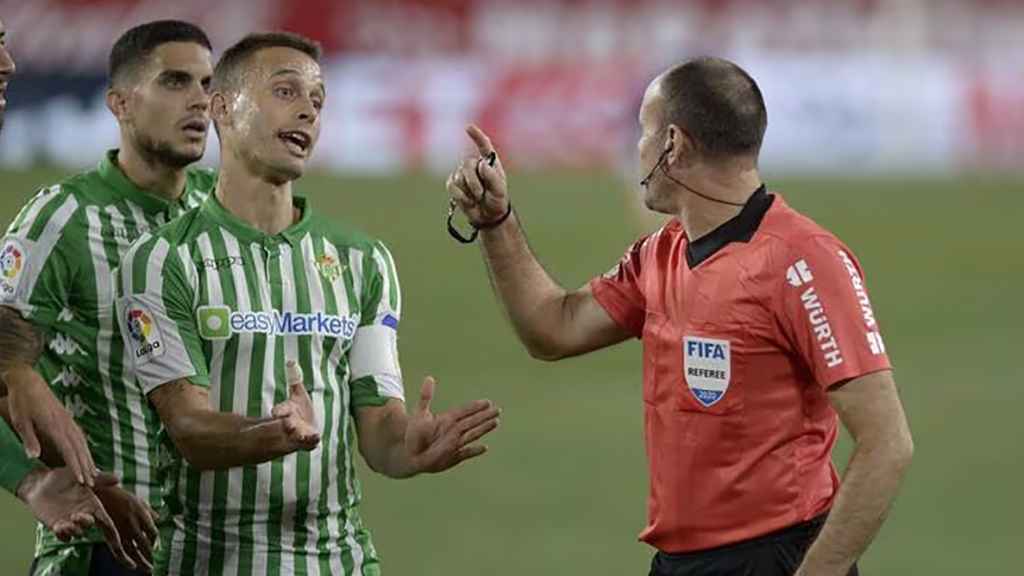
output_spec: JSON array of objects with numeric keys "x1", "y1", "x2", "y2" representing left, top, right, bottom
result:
[{"x1": 665, "y1": 124, "x2": 697, "y2": 167}]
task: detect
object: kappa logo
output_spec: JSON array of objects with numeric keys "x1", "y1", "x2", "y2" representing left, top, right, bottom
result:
[
  {"x1": 0, "y1": 239, "x2": 26, "y2": 298},
  {"x1": 683, "y1": 336, "x2": 731, "y2": 407},
  {"x1": 125, "y1": 302, "x2": 164, "y2": 363}
]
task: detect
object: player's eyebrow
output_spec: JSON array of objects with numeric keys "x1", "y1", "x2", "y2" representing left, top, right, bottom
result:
[
  {"x1": 159, "y1": 69, "x2": 193, "y2": 81},
  {"x1": 270, "y1": 68, "x2": 327, "y2": 99}
]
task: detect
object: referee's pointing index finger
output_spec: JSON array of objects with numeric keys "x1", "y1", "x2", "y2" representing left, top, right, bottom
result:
[{"x1": 466, "y1": 124, "x2": 494, "y2": 156}]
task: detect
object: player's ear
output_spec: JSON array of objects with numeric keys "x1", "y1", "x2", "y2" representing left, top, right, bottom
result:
[
  {"x1": 105, "y1": 88, "x2": 129, "y2": 123},
  {"x1": 210, "y1": 91, "x2": 230, "y2": 127}
]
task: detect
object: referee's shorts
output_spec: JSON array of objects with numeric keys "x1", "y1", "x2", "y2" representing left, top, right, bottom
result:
[{"x1": 648, "y1": 514, "x2": 860, "y2": 576}]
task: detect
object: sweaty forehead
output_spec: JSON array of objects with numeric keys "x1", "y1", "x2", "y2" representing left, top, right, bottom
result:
[{"x1": 250, "y1": 47, "x2": 321, "y2": 82}]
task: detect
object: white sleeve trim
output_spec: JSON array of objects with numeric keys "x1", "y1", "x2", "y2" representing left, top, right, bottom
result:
[{"x1": 350, "y1": 324, "x2": 403, "y2": 400}]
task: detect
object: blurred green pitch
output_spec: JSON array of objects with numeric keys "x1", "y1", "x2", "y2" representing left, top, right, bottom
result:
[{"x1": 0, "y1": 167, "x2": 1018, "y2": 574}]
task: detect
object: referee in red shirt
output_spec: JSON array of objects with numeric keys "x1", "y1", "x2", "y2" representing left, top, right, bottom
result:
[{"x1": 446, "y1": 57, "x2": 913, "y2": 575}]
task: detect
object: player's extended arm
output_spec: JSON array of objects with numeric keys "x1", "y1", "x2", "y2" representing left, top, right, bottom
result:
[
  {"x1": 446, "y1": 125, "x2": 631, "y2": 360},
  {"x1": 148, "y1": 377, "x2": 320, "y2": 471},
  {"x1": 795, "y1": 369, "x2": 914, "y2": 576},
  {"x1": 354, "y1": 376, "x2": 499, "y2": 479},
  {"x1": 0, "y1": 306, "x2": 96, "y2": 485},
  {"x1": 0, "y1": 415, "x2": 136, "y2": 567}
]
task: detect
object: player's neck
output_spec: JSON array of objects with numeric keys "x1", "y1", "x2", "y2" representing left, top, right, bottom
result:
[
  {"x1": 674, "y1": 164, "x2": 761, "y2": 242},
  {"x1": 116, "y1": 145, "x2": 188, "y2": 203},
  {"x1": 215, "y1": 160, "x2": 297, "y2": 236}
]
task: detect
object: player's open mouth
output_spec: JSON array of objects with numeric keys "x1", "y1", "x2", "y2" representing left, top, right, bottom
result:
[
  {"x1": 279, "y1": 130, "x2": 311, "y2": 156},
  {"x1": 180, "y1": 119, "x2": 207, "y2": 138}
]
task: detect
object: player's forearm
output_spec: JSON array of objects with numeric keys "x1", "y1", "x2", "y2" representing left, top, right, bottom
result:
[
  {"x1": 0, "y1": 306, "x2": 47, "y2": 394},
  {"x1": 479, "y1": 214, "x2": 575, "y2": 360},
  {"x1": 797, "y1": 435, "x2": 913, "y2": 575},
  {"x1": 0, "y1": 398, "x2": 63, "y2": 467},
  {"x1": 357, "y1": 411, "x2": 420, "y2": 479},
  {"x1": 0, "y1": 416, "x2": 43, "y2": 494},
  {"x1": 366, "y1": 441, "x2": 420, "y2": 479},
  {"x1": 168, "y1": 411, "x2": 299, "y2": 470}
]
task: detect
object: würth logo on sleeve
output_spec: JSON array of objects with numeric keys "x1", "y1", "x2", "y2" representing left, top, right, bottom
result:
[
  {"x1": 786, "y1": 259, "x2": 813, "y2": 286},
  {"x1": 683, "y1": 336, "x2": 731, "y2": 407},
  {"x1": 788, "y1": 258, "x2": 843, "y2": 369},
  {"x1": 837, "y1": 250, "x2": 886, "y2": 356}
]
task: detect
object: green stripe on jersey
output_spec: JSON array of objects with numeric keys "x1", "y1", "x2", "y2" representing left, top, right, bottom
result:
[
  {"x1": 118, "y1": 193, "x2": 401, "y2": 575},
  {"x1": 0, "y1": 150, "x2": 215, "y2": 562}
]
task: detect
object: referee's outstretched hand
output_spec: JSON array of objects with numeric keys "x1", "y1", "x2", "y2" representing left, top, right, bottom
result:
[
  {"x1": 446, "y1": 125, "x2": 510, "y2": 228},
  {"x1": 405, "y1": 376, "x2": 500, "y2": 474}
]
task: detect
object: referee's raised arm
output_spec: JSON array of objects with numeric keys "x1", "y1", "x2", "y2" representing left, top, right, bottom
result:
[{"x1": 446, "y1": 125, "x2": 634, "y2": 361}]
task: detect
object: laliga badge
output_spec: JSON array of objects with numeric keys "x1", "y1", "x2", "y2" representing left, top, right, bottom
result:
[
  {"x1": 0, "y1": 238, "x2": 27, "y2": 299},
  {"x1": 683, "y1": 336, "x2": 731, "y2": 407},
  {"x1": 125, "y1": 301, "x2": 165, "y2": 364}
]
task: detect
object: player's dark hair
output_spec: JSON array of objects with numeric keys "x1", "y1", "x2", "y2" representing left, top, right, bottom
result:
[
  {"x1": 108, "y1": 20, "x2": 212, "y2": 87},
  {"x1": 213, "y1": 32, "x2": 322, "y2": 94},
  {"x1": 659, "y1": 57, "x2": 767, "y2": 160}
]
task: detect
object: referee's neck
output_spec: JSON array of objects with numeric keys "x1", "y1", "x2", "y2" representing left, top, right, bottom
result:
[{"x1": 675, "y1": 166, "x2": 761, "y2": 241}]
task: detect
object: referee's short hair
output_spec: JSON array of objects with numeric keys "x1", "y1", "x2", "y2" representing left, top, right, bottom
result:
[
  {"x1": 109, "y1": 20, "x2": 212, "y2": 87},
  {"x1": 213, "y1": 32, "x2": 322, "y2": 95},
  {"x1": 659, "y1": 57, "x2": 767, "y2": 160}
]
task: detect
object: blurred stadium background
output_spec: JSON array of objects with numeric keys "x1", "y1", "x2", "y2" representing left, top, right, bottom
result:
[{"x1": 0, "y1": 0, "x2": 1020, "y2": 574}]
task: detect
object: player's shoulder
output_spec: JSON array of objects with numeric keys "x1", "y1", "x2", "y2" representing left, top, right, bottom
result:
[
  {"x1": 4, "y1": 175, "x2": 91, "y2": 240},
  {"x1": 51, "y1": 165, "x2": 118, "y2": 206},
  {"x1": 306, "y1": 209, "x2": 388, "y2": 255}
]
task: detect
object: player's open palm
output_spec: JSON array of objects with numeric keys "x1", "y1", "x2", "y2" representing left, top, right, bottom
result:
[
  {"x1": 94, "y1": 482, "x2": 160, "y2": 572},
  {"x1": 446, "y1": 124, "x2": 509, "y2": 227},
  {"x1": 271, "y1": 360, "x2": 320, "y2": 451},
  {"x1": 405, "y1": 376, "x2": 500, "y2": 474},
  {"x1": 18, "y1": 469, "x2": 134, "y2": 568}
]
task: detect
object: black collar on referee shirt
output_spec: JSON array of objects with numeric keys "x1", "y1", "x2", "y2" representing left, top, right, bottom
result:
[{"x1": 685, "y1": 184, "x2": 773, "y2": 268}]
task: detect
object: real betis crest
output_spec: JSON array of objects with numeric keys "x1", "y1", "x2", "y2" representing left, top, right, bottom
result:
[{"x1": 314, "y1": 254, "x2": 343, "y2": 282}]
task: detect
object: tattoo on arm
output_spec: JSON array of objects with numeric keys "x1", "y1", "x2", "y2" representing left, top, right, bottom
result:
[{"x1": 0, "y1": 306, "x2": 46, "y2": 374}]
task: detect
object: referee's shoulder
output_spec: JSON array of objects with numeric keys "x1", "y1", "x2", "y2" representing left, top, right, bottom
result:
[{"x1": 757, "y1": 199, "x2": 850, "y2": 264}]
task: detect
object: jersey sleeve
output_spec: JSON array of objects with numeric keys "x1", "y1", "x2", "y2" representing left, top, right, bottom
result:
[
  {"x1": 0, "y1": 418, "x2": 40, "y2": 495},
  {"x1": 0, "y1": 186, "x2": 79, "y2": 331},
  {"x1": 777, "y1": 235, "x2": 892, "y2": 390},
  {"x1": 589, "y1": 237, "x2": 648, "y2": 338},
  {"x1": 349, "y1": 241, "x2": 404, "y2": 408},
  {"x1": 115, "y1": 234, "x2": 209, "y2": 394}
]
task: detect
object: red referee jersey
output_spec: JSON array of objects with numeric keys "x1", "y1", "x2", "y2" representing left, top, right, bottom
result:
[{"x1": 591, "y1": 187, "x2": 891, "y2": 553}]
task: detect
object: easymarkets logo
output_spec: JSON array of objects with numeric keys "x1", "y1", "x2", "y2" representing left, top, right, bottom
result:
[{"x1": 197, "y1": 305, "x2": 357, "y2": 340}]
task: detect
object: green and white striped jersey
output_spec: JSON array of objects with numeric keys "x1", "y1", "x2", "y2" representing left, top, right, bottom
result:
[
  {"x1": 0, "y1": 151, "x2": 214, "y2": 557},
  {"x1": 116, "y1": 193, "x2": 403, "y2": 576}
]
